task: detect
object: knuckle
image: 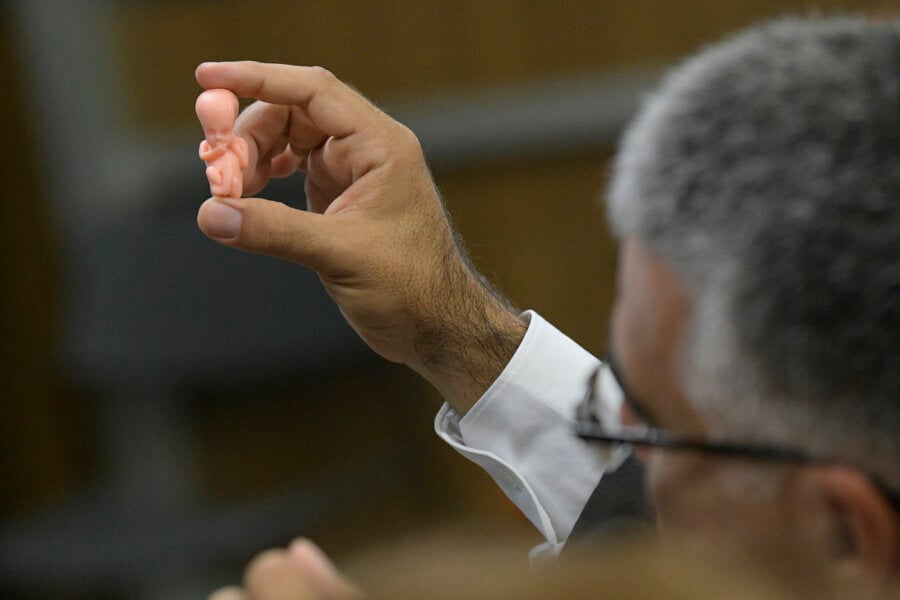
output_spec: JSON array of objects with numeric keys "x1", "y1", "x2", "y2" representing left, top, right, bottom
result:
[
  {"x1": 309, "y1": 65, "x2": 337, "y2": 85},
  {"x1": 397, "y1": 123, "x2": 421, "y2": 146},
  {"x1": 393, "y1": 123, "x2": 424, "y2": 158}
]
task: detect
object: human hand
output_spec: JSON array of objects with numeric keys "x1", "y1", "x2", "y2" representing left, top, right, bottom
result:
[
  {"x1": 194, "y1": 61, "x2": 525, "y2": 413},
  {"x1": 209, "y1": 538, "x2": 360, "y2": 600}
]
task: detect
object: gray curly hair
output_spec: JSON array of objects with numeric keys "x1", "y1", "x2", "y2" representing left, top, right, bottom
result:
[{"x1": 606, "y1": 16, "x2": 900, "y2": 492}]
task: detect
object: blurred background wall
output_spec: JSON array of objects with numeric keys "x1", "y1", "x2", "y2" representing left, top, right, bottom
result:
[{"x1": 0, "y1": 1, "x2": 892, "y2": 598}]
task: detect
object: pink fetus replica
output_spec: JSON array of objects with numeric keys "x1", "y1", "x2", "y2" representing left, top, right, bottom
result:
[{"x1": 196, "y1": 88, "x2": 249, "y2": 198}]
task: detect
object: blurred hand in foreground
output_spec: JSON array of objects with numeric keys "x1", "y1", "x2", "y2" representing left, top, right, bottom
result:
[{"x1": 208, "y1": 538, "x2": 359, "y2": 600}]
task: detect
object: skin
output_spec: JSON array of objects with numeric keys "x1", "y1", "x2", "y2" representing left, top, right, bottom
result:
[
  {"x1": 611, "y1": 238, "x2": 899, "y2": 597},
  {"x1": 194, "y1": 61, "x2": 525, "y2": 416},
  {"x1": 193, "y1": 61, "x2": 898, "y2": 599},
  {"x1": 208, "y1": 538, "x2": 360, "y2": 600}
]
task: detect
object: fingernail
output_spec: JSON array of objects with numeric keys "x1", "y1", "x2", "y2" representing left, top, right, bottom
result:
[{"x1": 201, "y1": 199, "x2": 242, "y2": 239}]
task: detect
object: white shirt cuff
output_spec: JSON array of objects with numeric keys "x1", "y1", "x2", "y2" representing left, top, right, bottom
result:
[{"x1": 434, "y1": 310, "x2": 610, "y2": 546}]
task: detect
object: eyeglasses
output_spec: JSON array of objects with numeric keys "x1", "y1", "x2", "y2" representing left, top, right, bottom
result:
[{"x1": 574, "y1": 354, "x2": 900, "y2": 511}]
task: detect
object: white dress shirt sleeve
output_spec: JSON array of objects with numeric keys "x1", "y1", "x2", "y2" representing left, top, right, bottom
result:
[{"x1": 434, "y1": 310, "x2": 613, "y2": 556}]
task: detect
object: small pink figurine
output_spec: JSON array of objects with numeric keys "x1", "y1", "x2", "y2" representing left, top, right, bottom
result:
[{"x1": 196, "y1": 89, "x2": 249, "y2": 198}]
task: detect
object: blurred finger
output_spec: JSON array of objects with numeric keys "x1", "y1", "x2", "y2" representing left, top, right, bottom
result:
[
  {"x1": 288, "y1": 538, "x2": 362, "y2": 598},
  {"x1": 237, "y1": 101, "x2": 327, "y2": 157},
  {"x1": 232, "y1": 102, "x2": 296, "y2": 195},
  {"x1": 244, "y1": 549, "x2": 318, "y2": 600},
  {"x1": 305, "y1": 142, "x2": 349, "y2": 212},
  {"x1": 208, "y1": 586, "x2": 247, "y2": 600},
  {"x1": 270, "y1": 146, "x2": 306, "y2": 179}
]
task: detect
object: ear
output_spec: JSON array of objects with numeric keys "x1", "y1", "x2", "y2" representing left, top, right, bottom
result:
[{"x1": 814, "y1": 465, "x2": 899, "y2": 583}]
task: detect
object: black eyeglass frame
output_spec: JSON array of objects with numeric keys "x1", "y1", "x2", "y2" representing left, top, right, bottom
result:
[{"x1": 574, "y1": 354, "x2": 900, "y2": 511}]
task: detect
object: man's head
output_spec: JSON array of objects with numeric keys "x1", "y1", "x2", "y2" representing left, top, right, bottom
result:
[{"x1": 605, "y1": 16, "x2": 899, "y2": 591}]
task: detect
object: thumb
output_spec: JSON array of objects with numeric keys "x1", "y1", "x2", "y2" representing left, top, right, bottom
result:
[{"x1": 197, "y1": 196, "x2": 334, "y2": 272}]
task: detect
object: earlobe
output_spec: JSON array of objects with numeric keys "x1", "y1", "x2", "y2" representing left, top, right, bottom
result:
[{"x1": 815, "y1": 465, "x2": 899, "y2": 584}]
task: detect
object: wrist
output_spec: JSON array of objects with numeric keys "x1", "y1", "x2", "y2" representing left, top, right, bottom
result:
[{"x1": 410, "y1": 262, "x2": 527, "y2": 415}]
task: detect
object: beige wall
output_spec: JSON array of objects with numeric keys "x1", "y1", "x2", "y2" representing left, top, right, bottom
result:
[{"x1": 116, "y1": 0, "x2": 884, "y2": 130}]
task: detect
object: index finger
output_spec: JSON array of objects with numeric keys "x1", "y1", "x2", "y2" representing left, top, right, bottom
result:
[{"x1": 196, "y1": 61, "x2": 379, "y2": 139}]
